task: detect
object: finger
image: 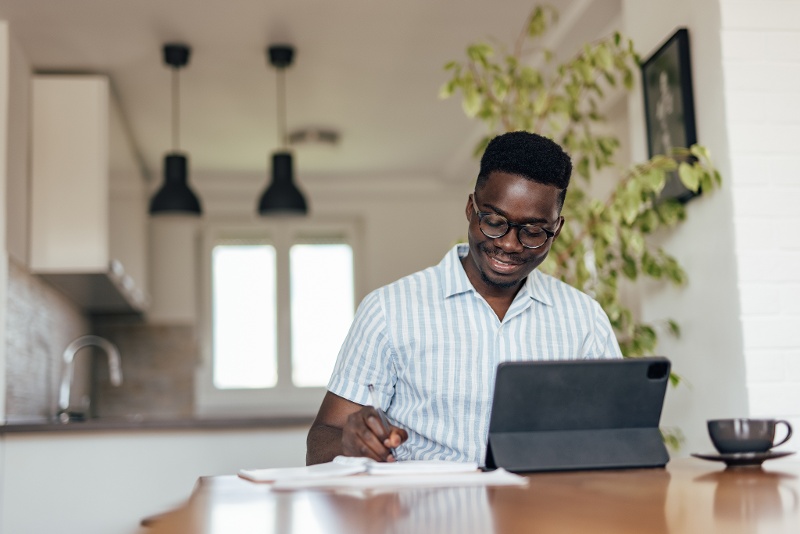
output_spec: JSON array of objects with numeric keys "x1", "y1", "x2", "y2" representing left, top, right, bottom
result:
[
  {"x1": 354, "y1": 426, "x2": 392, "y2": 461},
  {"x1": 358, "y1": 414, "x2": 395, "y2": 456},
  {"x1": 365, "y1": 413, "x2": 390, "y2": 438},
  {"x1": 384, "y1": 429, "x2": 404, "y2": 448},
  {"x1": 388, "y1": 427, "x2": 409, "y2": 446}
]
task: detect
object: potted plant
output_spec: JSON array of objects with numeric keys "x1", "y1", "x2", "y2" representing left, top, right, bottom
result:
[{"x1": 441, "y1": 6, "x2": 721, "y2": 449}]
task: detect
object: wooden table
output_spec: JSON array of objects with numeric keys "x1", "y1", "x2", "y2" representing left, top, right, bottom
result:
[{"x1": 142, "y1": 458, "x2": 800, "y2": 534}]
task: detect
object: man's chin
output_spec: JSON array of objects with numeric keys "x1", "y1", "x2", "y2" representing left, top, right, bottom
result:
[{"x1": 479, "y1": 269, "x2": 521, "y2": 289}]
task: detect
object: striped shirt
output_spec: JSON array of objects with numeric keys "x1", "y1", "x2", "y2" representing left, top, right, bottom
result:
[{"x1": 328, "y1": 244, "x2": 622, "y2": 465}]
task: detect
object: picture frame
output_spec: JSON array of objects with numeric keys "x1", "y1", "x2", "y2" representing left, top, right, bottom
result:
[{"x1": 641, "y1": 28, "x2": 698, "y2": 203}]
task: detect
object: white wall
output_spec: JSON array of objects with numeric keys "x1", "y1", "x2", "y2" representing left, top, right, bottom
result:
[
  {"x1": 1, "y1": 21, "x2": 10, "y2": 426},
  {"x1": 147, "y1": 171, "x2": 472, "y2": 322},
  {"x1": 718, "y1": 0, "x2": 800, "y2": 434},
  {"x1": 622, "y1": 0, "x2": 750, "y2": 455},
  {"x1": 0, "y1": 21, "x2": 10, "y2": 534}
]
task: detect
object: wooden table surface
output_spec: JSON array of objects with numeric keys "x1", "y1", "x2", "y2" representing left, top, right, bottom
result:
[{"x1": 142, "y1": 457, "x2": 800, "y2": 534}]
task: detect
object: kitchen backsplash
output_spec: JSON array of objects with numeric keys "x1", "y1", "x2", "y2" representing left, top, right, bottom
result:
[
  {"x1": 5, "y1": 258, "x2": 198, "y2": 421},
  {"x1": 91, "y1": 319, "x2": 196, "y2": 419},
  {"x1": 5, "y1": 258, "x2": 89, "y2": 421}
]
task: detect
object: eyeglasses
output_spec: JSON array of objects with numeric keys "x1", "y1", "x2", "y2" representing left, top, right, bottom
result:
[{"x1": 471, "y1": 194, "x2": 556, "y2": 249}]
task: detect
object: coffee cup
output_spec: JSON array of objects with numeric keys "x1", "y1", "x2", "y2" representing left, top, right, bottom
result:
[{"x1": 708, "y1": 418, "x2": 793, "y2": 454}]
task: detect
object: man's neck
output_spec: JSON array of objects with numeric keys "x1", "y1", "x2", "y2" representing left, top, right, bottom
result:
[{"x1": 460, "y1": 255, "x2": 525, "y2": 321}]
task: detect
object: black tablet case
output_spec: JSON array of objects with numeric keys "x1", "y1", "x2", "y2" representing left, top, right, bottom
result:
[{"x1": 485, "y1": 357, "x2": 671, "y2": 473}]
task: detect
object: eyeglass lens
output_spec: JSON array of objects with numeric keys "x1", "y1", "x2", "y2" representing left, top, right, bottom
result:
[{"x1": 479, "y1": 213, "x2": 549, "y2": 248}]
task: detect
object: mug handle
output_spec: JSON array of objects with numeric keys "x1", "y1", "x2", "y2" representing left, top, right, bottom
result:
[{"x1": 773, "y1": 420, "x2": 793, "y2": 448}]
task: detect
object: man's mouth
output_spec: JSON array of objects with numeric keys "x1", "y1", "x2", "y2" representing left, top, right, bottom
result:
[{"x1": 484, "y1": 250, "x2": 524, "y2": 274}]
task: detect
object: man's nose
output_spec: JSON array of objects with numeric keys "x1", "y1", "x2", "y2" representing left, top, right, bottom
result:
[{"x1": 494, "y1": 227, "x2": 524, "y2": 252}]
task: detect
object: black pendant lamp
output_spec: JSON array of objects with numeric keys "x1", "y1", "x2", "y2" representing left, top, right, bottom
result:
[
  {"x1": 258, "y1": 45, "x2": 308, "y2": 216},
  {"x1": 149, "y1": 43, "x2": 202, "y2": 216}
]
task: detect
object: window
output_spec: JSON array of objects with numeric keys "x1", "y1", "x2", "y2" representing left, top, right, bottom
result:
[{"x1": 198, "y1": 220, "x2": 359, "y2": 416}]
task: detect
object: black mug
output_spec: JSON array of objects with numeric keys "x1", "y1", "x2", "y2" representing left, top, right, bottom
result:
[{"x1": 708, "y1": 418, "x2": 793, "y2": 454}]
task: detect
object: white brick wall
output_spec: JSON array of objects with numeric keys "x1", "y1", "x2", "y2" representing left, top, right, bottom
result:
[{"x1": 721, "y1": 0, "x2": 800, "y2": 438}]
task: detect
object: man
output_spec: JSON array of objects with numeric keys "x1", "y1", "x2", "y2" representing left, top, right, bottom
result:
[{"x1": 306, "y1": 131, "x2": 622, "y2": 466}]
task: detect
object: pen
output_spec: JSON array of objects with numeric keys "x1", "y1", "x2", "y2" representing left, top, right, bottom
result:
[{"x1": 367, "y1": 383, "x2": 398, "y2": 459}]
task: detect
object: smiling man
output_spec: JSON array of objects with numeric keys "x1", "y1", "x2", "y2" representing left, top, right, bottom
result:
[{"x1": 306, "y1": 131, "x2": 622, "y2": 466}]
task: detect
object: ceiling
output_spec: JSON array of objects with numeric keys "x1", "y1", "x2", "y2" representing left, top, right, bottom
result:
[{"x1": 0, "y1": 0, "x2": 622, "y2": 186}]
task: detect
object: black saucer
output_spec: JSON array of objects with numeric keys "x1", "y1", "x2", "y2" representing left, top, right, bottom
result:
[{"x1": 691, "y1": 450, "x2": 795, "y2": 467}]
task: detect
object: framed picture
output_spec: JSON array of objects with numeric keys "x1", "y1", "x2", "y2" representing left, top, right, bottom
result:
[{"x1": 641, "y1": 28, "x2": 698, "y2": 203}]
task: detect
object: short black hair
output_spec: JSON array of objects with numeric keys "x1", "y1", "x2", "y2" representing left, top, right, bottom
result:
[{"x1": 476, "y1": 131, "x2": 572, "y2": 210}]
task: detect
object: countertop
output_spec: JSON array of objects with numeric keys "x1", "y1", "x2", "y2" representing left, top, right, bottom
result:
[{"x1": 0, "y1": 415, "x2": 314, "y2": 434}]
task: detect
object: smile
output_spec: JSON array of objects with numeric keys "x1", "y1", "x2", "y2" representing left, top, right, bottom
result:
[{"x1": 486, "y1": 254, "x2": 524, "y2": 273}]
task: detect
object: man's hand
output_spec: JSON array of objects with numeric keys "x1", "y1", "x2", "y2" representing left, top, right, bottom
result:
[
  {"x1": 307, "y1": 391, "x2": 408, "y2": 465},
  {"x1": 341, "y1": 405, "x2": 408, "y2": 462}
]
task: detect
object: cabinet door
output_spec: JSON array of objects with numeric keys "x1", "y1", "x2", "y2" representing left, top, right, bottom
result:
[
  {"x1": 30, "y1": 75, "x2": 109, "y2": 272},
  {"x1": 30, "y1": 74, "x2": 149, "y2": 312},
  {"x1": 108, "y1": 88, "x2": 149, "y2": 305}
]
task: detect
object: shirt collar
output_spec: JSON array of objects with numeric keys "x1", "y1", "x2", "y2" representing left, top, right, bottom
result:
[
  {"x1": 441, "y1": 244, "x2": 474, "y2": 298},
  {"x1": 440, "y1": 244, "x2": 553, "y2": 307},
  {"x1": 523, "y1": 269, "x2": 553, "y2": 307}
]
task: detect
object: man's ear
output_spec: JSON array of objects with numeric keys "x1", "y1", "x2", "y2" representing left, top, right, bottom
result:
[
  {"x1": 465, "y1": 194, "x2": 475, "y2": 222},
  {"x1": 553, "y1": 216, "x2": 565, "y2": 239}
]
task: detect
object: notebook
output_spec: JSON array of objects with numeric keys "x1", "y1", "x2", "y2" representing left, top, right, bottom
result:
[{"x1": 485, "y1": 357, "x2": 671, "y2": 473}]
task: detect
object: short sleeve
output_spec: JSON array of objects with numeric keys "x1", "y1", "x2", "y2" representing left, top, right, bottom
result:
[
  {"x1": 327, "y1": 289, "x2": 398, "y2": 407},
  {"x1": 587, "y1": 299, "x2": 623, "y2": 359}
]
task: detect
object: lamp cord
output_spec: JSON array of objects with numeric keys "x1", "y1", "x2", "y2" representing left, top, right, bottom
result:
[
  {"x1": 276, "y1": 67, "x2": 287, "y2": 149},
  {"x1": 172, "y1": 68, "x2": 180, "y2": 152}
]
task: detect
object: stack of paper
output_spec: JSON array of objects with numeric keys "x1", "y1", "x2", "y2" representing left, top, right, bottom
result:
[
  {"x1": 238, "y1": 456, "x2": 528, "y2": 491},
  {"x1": 237, "y1": 460, "x2": 366, "y2": 482}
]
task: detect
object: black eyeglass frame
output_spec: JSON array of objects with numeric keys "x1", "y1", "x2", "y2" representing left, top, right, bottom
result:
[{"x1": 470, "y1": 194, "x2": 557, "y2": 250}]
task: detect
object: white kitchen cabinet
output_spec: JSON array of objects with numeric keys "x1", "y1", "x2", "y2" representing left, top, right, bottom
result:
[
  {"x1": 30, "y1": 74, "x2": 149, "y2": 313},
  {"x1": 0, "y1": 427, "x2": 307, "y2": 534}
]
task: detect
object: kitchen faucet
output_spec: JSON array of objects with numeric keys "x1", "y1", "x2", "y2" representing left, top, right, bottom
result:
[{"x1": 58, "y1": 335, "x2": 122, "y2": 422}]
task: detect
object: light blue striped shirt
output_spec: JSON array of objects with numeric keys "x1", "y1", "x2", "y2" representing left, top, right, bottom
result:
[{"x1": 328, "y1": 244, "x2": 622, "y2": 465}]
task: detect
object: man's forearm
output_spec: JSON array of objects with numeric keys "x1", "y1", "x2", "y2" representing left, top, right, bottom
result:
[{"x1": 306, "y1": 423, "x2": 344, "y2": 465}]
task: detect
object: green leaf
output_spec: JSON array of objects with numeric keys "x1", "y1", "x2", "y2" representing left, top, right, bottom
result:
[
  {"x1": 667, "y1": 320, "x2": 681, "y2": 337},
  {"x1": 668, "y1": 374, "x2": 682, "y2": 389},
  {"x1": 576, "y1": 157, "x2": 590, "y2": 179},
  {"x1": 438, "y1": 80, "x2": 456, "y2": 99},
  {"x1": 627, "y1": 232, "x2": 645, "y2": 256},
  {"x1": 595, "y1": 222, "x2": 617, "y2": 245},
  {"x1": 678, "y1": 162, "x2": 700, "y2": 191},
  {"x1": 596, "y1": 44, "x2": 614, "y2": 71},
  {"x1": 640, "y1": 169, "x2": 665, "y2": 193},
  {"x1": 657, "y1": 199, "x2": 684, "y2": 226},
  {"x1": 492, "y1": 76, "x2": 509, "y2": 101},
  {"x1": 467, "y1": 43, "x2": 494, "y2": 65},
  {"x1": 622, "y1": 255, "x2": 637, "y2": 280},
  {"x1": 621, "y1": 193, "x2": 640, "y2": 225},
  {"x1": 638, "y1": 209, "x2": 658, "y2": 233},
  {"x1": 690, "y1": 144, "x2": 710, "y2": 161},
  {"x1": 641, "y1": 251, "x2": 662, "y2": 278},
  {"x1": 462, "y1": 87, "x2": 481, "y2": 117},
  {"x1": 623, "y1": 69, "x2": 634, "y2": 89}
]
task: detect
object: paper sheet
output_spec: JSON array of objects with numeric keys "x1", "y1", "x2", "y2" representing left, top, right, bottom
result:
[
  {"x1": 332, "y1": 456, "x2": 480, "y2": 475},
  {"x1": 238, "y1": 461, "x2": 365, "y2": 482},
  {"x1": 270, "y1": 468, "x2": 528, "y2": 491},
  {"x1": 240, "y1": 457, "x2": 481, "y2": 483}
]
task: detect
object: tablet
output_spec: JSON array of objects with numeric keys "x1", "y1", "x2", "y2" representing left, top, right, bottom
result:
[{"x1": 485, "y1": 357, "x2": 671, "y2": 472}]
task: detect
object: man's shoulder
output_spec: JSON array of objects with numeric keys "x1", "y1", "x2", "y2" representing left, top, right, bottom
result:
[
  {"x1": 375, "y1": 263, "x2": 441, "y2": 296},
  {"x1": 372, "y1": 247, "x2": 457, "y2": 297}
]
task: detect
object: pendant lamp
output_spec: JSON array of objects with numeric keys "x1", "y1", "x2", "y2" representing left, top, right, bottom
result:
[
  {"x1": 149, "y1": 43, "x2": 202, "y2": 216},
  {"x1": 258, "y1": 45, "x2": 308, "y2": 216}
]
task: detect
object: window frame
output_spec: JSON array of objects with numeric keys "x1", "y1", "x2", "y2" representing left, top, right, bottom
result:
[{"x1": 196, "y1": 217, "x2": 362, "y2": 417}]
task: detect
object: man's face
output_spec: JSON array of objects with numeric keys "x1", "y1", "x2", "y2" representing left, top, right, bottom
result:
[{"x1": 463, "y1": 171, "x2": 564, "y2": 294}]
